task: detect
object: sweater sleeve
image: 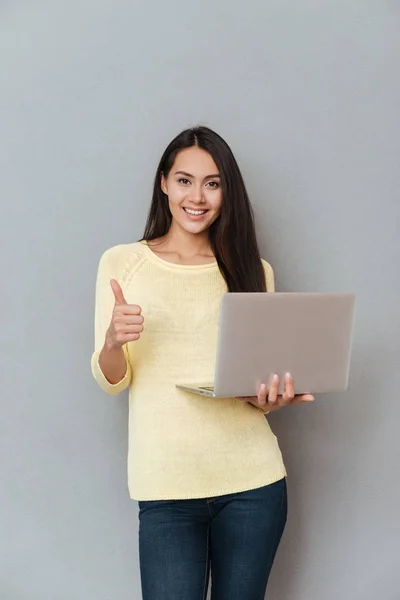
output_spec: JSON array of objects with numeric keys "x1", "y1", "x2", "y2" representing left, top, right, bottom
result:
[
  {"x1": 262, "y1": 259, "x2": 275, "y2": 293},
  {"x1": 90, "y1": 247, "x2": 132, "y2": 395}
]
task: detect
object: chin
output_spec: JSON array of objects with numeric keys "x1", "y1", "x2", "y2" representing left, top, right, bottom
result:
[{"x1": 181, "y1": 222, "x2": 210, "y2": 234}]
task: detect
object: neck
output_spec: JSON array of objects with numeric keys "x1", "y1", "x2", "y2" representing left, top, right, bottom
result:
[{"x1": 158, "y1": 221, "x2": 213, "y2": 258}]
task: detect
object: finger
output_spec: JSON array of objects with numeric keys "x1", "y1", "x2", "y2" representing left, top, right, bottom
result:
[
  {"x1": 114, "y1": 324, "x2": 144, "y2": 334},
  {"x1": 110, "y1": 279, "x2": 127, "y2": 305},
  {"x1": 292, "y1": 394, "x2": 315, "y2": 404},
  {"x1": 285, "y1": 372, "x2": 294, "y2": 399},
  {"x1": 281, "y1": 372, "x2": 295, "y2": 406},
  {"x1": 114, "y1": 304, "x2": 142, "y2": 316},
  {"x1": 257, "y1": 383, "x2": 268, "y2": 407},
  {"x1": 267, "y1": 374, "x2": 279, "y2": 405},
  {"x1": 119, "y1": 332, "x2": 141, "y2": 342},
  {"x1": 114, "y1": 314, "x2": 144, "y2": 325}
]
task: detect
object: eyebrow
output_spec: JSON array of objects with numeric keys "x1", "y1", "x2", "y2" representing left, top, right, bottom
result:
[{"x1": 174, "y1": 170, "x2": 220, "y2": 179}]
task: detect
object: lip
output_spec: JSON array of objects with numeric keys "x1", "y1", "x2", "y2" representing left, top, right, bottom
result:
[{"x1": 181, "y1": 207, "x2": 209, "y2": 221}]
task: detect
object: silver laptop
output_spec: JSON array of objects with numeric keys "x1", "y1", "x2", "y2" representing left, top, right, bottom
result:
[{"x1": 176, "y1": 292, "x2": 356, "y2": 398}]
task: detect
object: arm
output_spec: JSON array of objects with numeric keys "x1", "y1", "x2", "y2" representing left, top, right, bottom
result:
[
  {"x1": 98, "y1": 343, "x2": 129, "y2": 385},
  {"x1": 91, "y1": 250, "x2": 132, "y2": 395}
]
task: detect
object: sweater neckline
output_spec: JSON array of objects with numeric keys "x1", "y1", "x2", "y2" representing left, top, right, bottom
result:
[{"x1": 139, "y1": 240, "x2": 218, "y2": 271}]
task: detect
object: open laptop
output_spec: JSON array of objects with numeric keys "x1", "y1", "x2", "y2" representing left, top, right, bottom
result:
[{"x1": 176, "y1": 292, "x2": 356, "y2": 398}]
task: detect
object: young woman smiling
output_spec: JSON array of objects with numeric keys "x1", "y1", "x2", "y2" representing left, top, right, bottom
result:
[{"x1": 91, "y1": 126, "x2": 314, "y2": 600}]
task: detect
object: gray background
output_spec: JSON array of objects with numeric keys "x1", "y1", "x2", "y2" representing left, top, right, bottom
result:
[{"x1": 1, "y1": 1, "x2": 399, "y2": 599}]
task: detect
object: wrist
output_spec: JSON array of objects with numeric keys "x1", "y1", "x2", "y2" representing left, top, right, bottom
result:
[{"x1": 104, "y1": 333, "x2": 122, "y2": 353}]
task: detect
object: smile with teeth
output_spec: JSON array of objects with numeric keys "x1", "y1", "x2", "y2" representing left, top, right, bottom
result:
[{"x1": 183, "y1": 208, "x2": 208, "y2": 215}]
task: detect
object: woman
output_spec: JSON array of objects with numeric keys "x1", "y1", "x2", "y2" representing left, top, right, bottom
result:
[{"x1": 91, "y1": 126, "x2": 314, "y2": 599}]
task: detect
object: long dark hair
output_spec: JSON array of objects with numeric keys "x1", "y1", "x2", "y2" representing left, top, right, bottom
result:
[{"x1": 142, "y1": 126, "x2": 266, "y2": 292}]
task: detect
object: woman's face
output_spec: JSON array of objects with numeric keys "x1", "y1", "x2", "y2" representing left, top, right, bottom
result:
[{"x1": 161, "y1": 146, "x2": 223, "y2": 235}]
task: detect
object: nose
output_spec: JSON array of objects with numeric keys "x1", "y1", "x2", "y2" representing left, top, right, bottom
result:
[{"x1": 189, "y1": 185, "x2": 205, "y2": 204}]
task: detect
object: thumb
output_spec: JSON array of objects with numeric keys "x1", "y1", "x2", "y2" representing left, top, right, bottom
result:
[
  {"x1": 110, "y1": 279, "x2": 127, "y2": 305},
  {"x1": 292, "y1": 394, "x2": 315, "y2": 405}
]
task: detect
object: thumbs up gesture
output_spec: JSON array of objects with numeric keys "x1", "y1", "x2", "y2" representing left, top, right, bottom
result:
[{"x1": 105, "y1": 279, "x2": 144, "y2": 350}]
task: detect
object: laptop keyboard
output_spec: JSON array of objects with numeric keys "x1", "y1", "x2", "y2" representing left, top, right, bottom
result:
[{"x1": 199, "y1": 386, "x2": 215, "y2": 392}]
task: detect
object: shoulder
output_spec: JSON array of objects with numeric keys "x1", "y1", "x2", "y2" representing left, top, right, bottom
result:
[
  {"x1": 97, "y1": 241, "x2": 146, "y2": 276},
  {"x1": 261, "y1": 258, "x2": 275, "y2": 293}
]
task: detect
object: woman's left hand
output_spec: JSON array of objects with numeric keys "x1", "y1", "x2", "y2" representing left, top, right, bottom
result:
[{"x1": 236, "y1": 372, "x2": 315, "y2": 412}]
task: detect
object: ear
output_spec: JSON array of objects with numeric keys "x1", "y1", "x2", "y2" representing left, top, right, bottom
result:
[{"x1": 160, "y1": 173, "x2": 168, "y2": 195}]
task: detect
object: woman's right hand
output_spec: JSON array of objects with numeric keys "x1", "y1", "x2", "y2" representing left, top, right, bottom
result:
[{"x1": 105, "y1": 279, "x2": 144, "y2": 350}]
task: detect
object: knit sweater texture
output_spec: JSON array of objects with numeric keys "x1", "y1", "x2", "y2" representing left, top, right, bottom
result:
[{"x1": 91, "y1": 241, "x2": 286, "y2": 500}]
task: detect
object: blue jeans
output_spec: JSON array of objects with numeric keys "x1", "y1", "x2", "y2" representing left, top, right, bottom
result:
[{"x1": 138, "y1": 477, "x2": 287, "y2": 600}]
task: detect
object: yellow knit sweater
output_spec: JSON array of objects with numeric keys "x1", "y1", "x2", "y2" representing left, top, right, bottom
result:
[{"x1": 91, "y1": 241, "x2": 286, "y2": 500}]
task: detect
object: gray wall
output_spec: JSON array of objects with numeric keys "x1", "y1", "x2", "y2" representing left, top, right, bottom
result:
[{"x1": 1, "y1": 1, "x2": 399, "y2": 599}]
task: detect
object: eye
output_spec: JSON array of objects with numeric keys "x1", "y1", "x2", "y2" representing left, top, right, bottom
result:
[
  {"x1": 206, "y1": 181, "x2": 220, "y2": 189},
  {"x1": 178, "y1": 178, "x2": 191, "y2": 185}
]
